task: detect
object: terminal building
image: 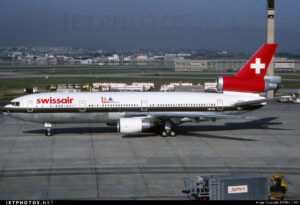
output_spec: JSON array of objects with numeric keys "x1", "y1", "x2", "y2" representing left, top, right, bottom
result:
[{"x1": 175, "y1": 58, "x2": 300, "y2": 72}]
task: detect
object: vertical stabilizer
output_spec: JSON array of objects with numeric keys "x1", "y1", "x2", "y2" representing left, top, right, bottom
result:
[{"x1": 235, "y1": 44, "x2": 278, "y2": 79}]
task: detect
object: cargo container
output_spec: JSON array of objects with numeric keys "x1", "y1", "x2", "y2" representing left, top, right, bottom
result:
[{"x1": 183, "y1": 174, "x2": 268, "y2": 200}]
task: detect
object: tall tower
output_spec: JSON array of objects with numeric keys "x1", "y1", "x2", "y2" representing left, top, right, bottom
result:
[{"x1": 266, "y1": 0, "x2": 275, "y2": 98}]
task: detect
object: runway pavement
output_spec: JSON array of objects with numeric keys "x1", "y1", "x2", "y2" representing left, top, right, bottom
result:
[{"x1": 0, "y1": 102, "x2": 299, "y2": 200}]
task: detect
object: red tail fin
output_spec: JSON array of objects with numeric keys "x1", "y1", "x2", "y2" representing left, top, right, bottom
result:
[{"x1": 235, "y1": 44, "x2": 278, "y2": 79}]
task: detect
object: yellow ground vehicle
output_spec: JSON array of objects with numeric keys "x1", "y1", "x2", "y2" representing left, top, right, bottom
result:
[
  {"x1": 82, "y1": 84, "x2": 90, "y2": 91},
  {"x1": 270, "y1": 175, "x2": 287, "y2": 193},
  {"x1": 269, "y1": 175, "x2": 287, "y2": 200}
]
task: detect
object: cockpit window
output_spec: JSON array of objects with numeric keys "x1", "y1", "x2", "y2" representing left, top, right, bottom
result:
[{"x1": 8, "y1": 101, "x2": 20, "y2": 106}]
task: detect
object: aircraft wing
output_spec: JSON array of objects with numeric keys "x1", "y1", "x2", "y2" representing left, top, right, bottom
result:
[{"x1": 121, "y1": 112, "x2": 250, "y2": 120}]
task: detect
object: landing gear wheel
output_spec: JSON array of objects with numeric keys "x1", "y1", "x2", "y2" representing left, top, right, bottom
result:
[
  {"x1": 169, "y1": 130, "x2": 176, "y2": 137},
  {"x1": 160, "y1": 131, "x2": 168, "y2": 137},
  {"x1": 45, "y1": 129, "x2": 52, "y2": 137}
]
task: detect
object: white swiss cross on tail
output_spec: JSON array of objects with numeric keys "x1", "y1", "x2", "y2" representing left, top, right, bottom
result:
[{"x1": 250, "y1": 58, "x2": 265, "y2": 74}]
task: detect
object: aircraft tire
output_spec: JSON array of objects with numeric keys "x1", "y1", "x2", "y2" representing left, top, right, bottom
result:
[
  {"x1": 45, "y1": 130, "x2": 52, "y2": 137},
  {"x1": 169, "y1": 131, "x2": 176, "y2": 137},
  {"x1": 160, "y1": 131, "x2": 168, "y2": 137}
]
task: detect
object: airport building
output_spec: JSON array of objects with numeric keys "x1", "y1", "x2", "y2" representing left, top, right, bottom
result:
[
  {"x1": 175, "y1": 58, "x2": 300, "y2": 72},
  {"x1": 274, "y1": 58, "x2": 300, "y2": 72}
]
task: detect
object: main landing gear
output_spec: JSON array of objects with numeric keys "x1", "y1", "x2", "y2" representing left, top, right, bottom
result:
[
  {"x1": 44, "y1": 122, "x2": 53, "y2": 136},
  {"x1": 160, "y1": 121, "x2": 177, "y2": 137},
  {"x1": 160, "y1": 130, "x2": 176, "y2": 137}
]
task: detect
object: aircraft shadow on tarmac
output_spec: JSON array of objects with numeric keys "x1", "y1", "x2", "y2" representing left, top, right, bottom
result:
[
  {"x1": 122, "y1": 132, "x2": 258, "y2": 141},
  {"x1": 23, "y1": 117, "x2": 288, "y2": 141},
  {"x1": 180, "y1": 117, "x2": 288, "y2": 132},
  {"x1": 24, "y1": 126, "x2": 117, "y2": 135}
]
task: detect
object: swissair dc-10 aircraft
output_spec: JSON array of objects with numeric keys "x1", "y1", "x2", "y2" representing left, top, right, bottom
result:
[{"x1": 4, "y1": 44, "x2": 282, "y2": 136}]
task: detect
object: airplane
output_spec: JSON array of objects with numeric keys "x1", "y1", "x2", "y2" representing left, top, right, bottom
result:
[{"x1": 3, "y1": 44, "x2": 284, "y2": 137}]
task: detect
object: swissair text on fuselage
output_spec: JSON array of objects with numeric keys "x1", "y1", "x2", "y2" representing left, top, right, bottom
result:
[{"x1": 36, "y1": 97, "x2": 74, "y2": 104}]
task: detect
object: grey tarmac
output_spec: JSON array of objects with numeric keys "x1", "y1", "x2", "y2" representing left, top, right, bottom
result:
[{"x1": 0, "y1": 102, "x2": 299, "y2": 200}]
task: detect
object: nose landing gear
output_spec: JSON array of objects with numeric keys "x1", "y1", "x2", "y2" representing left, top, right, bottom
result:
[
  {"x1": 44, "y1": 122, "x2": 53, "y2": 136},
  {"x1": 45, "y1": 129, "x2": 52, "y2": 136}
]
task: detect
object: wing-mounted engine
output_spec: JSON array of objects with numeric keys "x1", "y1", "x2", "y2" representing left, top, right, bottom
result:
[
  {"x1": 117, "y1": 118, "x2": 155, "y2": 133},
  {"x1": 217, "y1": 75, "x2": 281, "y2": 93}
]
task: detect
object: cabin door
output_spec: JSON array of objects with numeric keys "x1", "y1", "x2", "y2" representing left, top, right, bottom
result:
[
  {"x1": 141, "y1": 99, "x2": 148, "y2": 112},
  {"x1": 27, "y1": 100, "x2": 33, "y2": 113},
  {"x1": 79, "y1": 100, "x2": 86, "y2": 112},
  {"x1": 216, "y1": 99, "x2": 223, "y2": 111}
]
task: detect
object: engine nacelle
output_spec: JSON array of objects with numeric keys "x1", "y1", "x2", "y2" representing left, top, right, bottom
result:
[
  {"x1": 117, "y1": 118, "x2": 154, "y2": 133},
  {"x1": 217, "y1": 75, "x2": 281, "y2": 93},
  {"x1": 264, "y1": 75, "x2": 281, "y2": 84}
]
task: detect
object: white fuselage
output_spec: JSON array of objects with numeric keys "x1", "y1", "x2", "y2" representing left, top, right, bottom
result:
[{"x1": 4, "y1": 91, "x2": 265, "y2": 124}]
